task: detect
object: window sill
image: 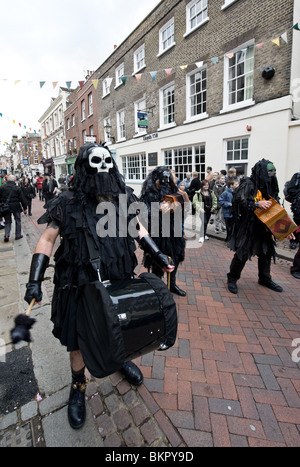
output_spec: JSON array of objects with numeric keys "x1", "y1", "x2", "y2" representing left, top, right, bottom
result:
[
  {"x1": 183, "y1": 112, "x2": 209, "y2": 124},
  {"x1": 116, "y1": 137, "x2": 126, "y2": 143},
  {"x1": 220, "y1": 99, "x2": 255, "y2": 114},
  {"x1": 221, "y1": 0, "x2": 239, "y2": 11},
  {"x1": 134, "y1": 131, "x2": 147, "y2": 138},
  {"x1": 157, "y1": 42, "x2": 176, "y2": 58},
  {"x1": 157, "y1": 122, "x2": 176, "y2": 131},
  {"x1": 114, "y1": 82, "x2": 123, "y2": 90},
  {"x1": 102, "y1": 91, "x2": 110, "y2": 99},
  {"x1": 132, "y1": 65, "x2": 146, "y2": 76},
  {"x1": 183, "y1": 17, "x2": 209, "y2": 38},
  {"x1": 87, "y1": 113, "x2": 93, "y2": 118}
]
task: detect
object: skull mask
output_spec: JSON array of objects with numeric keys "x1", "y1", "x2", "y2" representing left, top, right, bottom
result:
[{"x1": 86, "y1": 147, "x2": 114, "y2": 174}]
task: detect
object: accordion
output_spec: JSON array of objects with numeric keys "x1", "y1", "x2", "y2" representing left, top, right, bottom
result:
[{"x1": 254, "y1": 197, "x2": 298, "y2": 241}]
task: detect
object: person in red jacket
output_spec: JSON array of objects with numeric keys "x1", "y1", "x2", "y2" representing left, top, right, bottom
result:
[{"x1": 36, "y1": 173, "x2": 44, "y2": 201}]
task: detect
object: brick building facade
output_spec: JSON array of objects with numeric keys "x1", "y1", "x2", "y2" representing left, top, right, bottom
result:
[
  {"x1": 64, "y1": 71, "x2": 99, "y2": 175},
  {"x1": 92, "y1": 0, "x2": 299, "y2": 195}
]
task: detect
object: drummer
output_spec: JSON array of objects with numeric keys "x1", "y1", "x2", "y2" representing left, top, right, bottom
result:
[
  {"x1": 227, "y1": 159, "x2": 295, "y2": 294},
  {"x1": 23, "y1": 142, "x2": 174, "y2": 430}
]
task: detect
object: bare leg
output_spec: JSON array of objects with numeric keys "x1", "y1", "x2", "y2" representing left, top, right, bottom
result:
[{"x1": 70, "y1": 350, "x2": 85, "y2": 372}]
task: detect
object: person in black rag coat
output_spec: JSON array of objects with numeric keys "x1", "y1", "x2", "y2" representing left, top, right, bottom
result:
[
  {"x1": 227, "y1": 158, "x2": 294, "y2": 294},
  {"x1": 23, "y1": 142, "x2": 174, "y2": 430},
  {"x1": 139, "y1": 166, "x2": 187, "y2": 296}
]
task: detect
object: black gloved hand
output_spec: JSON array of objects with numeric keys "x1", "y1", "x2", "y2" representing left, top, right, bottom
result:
[
  {"x1": 139, "y1": 235, "x2": 174, "y2": 270},
  {"x1": 24, "y1": 253, "x2": 49, "y2": 304},
  {"x1": 24, "y1": 282, "x2": 42, "y2": 304}
]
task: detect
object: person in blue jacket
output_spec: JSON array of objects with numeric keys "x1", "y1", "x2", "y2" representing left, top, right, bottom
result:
[{"x1": 218, "y1": 178, "x2": 239, "y2": 243}]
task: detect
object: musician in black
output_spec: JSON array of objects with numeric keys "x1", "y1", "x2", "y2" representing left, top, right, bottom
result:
[
  {"x1": 227, "y1": 159, "x2": 293, "y2": 294},
  {"x1": 23, "y1": 143, "x2": 174, "y2": 430},
  {"x1": 140, "y1": 166, "x2": 187, "y2": 296}
]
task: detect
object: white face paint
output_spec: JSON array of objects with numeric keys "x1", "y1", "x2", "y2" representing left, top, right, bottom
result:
[{"x1": 88, "y1": 147, "x2": 113, "y2": 173}]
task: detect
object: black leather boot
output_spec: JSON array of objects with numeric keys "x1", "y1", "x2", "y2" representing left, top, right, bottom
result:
[
  {"x1": 67, "y1": 377, "x2": 88, "y2": 430},
  {"x1": 121, "y1": 361, "x2": 143, "y2": 386},
  {"x1": 170, "y1": 269, "x2": 186, "y2": 296}
]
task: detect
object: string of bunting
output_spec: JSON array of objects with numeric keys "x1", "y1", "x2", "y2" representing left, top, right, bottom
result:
[{"x1": 1, "y1": 22, "x2": 299, "y2": 144}]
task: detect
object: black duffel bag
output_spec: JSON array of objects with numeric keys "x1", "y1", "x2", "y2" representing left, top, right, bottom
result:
[{"x1": 76, "y1": 272, "x2": 177, "y2": 379}]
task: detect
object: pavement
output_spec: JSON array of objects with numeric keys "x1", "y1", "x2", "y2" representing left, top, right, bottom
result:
[{"x1": 0, "y1": 196, "x2": 300, "y2": 448}]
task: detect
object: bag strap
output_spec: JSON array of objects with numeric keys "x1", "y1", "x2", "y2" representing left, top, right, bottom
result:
[{"x1": 84, "y1": 229, "x2": 102, "y2": 282}]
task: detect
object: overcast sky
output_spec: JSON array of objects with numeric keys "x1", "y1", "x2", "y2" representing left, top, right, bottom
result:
[{"x1": 0, "y1": 0, "x2": 161, "y2": 152}]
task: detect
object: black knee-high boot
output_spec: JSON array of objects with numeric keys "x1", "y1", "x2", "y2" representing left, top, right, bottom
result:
[
  {"x1": 170, "y1": 265, "x2": 186, "y2": 296},
  {"x1": 68, "y1": 367, "x2": 87, "y2": 430}
]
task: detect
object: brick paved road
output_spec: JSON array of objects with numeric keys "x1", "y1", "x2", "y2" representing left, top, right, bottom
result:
[{"x1": 22, "y1": 197, "x2": 300, "y2": 447}]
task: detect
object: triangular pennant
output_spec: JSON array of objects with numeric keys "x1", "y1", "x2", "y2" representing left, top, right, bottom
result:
[
  {"x1": 281, "y1": 32, "x2": 288, "y2": 43},
  {"x1": 121, "y1": 76, "x2": 127, "y2": 85},
  {"x1": 14, "y1": 80, "x2": 21, "y2": 85},
  {"x1": 66, "y1": 81, "x2": 72, "y2": 89},
  {"x1": 272, "y1": 37, "x2": 280, "y2": 46},
  {"x1": 226, "y1": 53, "x2": 234, "y2": 59},
  {"x1": 293, "y1": 23, "x2": 300, "y2": 31},
  {"x1": 165, "y1": 68, "x2": 172, "y2": 77},
  {"x1": 52, "y1": 81, "x2": 58, "y2": 89},
  {"x1": 39, "y1": 81, "x2": 46, "y2": 88},
  {"x1": 19, "y1": 123, "x2": 21, "y2": 127},
  {"x1": 180, "y1": 65, "x2": 188, "y2": 70},
  {"x1": 92, "y1": 79, "x2": 99, "y2": 89},
  {"x1": 195, "y1": 61, "x2": 203, "y2": 68},
  {"x1": 78, "y1": 80, "x2": 84, "y2": 89},
  {"x1": 135, "y1": 73, "x2": 142, "y2": 83},
  {"x1": 150, "y1": 71, "x2": 157, "y2": 81},
  {"x1": 256, "y1": 42, "x2": 264, "y2": 48},
  {"x1": 211, "y1": 57, "x2": 219, "y2": 64},
  {"x1": 13, "y1": 120, "x2": 15, "y2": 124},
  {"x1": 0, "y1": 113, "x2": 2, "y2": 117}
]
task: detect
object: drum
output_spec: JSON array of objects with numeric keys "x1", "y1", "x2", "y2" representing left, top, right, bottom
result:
[
  {"x1": 106, "y1": 277, "x2": 166, "y2": 361},
  {"x1": 254, "y1": 197, "x2": 298, "y2": 241},
  {"x1": 77, "y1": 272, "x2": 177, "y2": 378}
]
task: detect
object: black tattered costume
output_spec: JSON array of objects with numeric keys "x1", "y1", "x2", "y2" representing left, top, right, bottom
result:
[
  {"x1": 227, "y1": 158, "x2": 283, "y2": 293},
  {"x1": 24, "y1": 143, "x2": 177, "y2": 430},
  {"x1": 139, "y1": 166, "x2": 186, "y2": 296}
]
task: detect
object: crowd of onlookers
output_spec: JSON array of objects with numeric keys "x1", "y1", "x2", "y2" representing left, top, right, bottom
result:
[{"x1": 173, "y1": 166, "x2": 240, "y2": 244}]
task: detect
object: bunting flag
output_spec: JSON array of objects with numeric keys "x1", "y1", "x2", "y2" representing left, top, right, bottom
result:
[
  {"x1": 293, "y1": 22, "x2": 300, "y2": 31},
  {"x1": 66, "y1": 81, "x2": 72, "y2": 89},
  {"x1": 150, "y1": 71, "x2": 157, "y2": 81},
  {"x1": 135, "y1": 73, "x2": 142, "y2": 83},
  {"x1": 281, "y1": 32, "x2": 288, "y2": 43},
  {"x1": 78, "y1": 80, "x2": 84, "y2": 89},
  {"x1": 272, "y1": 37, "x2": 280, "y2": 46},
  {"x1": 165, "y1": 68, "x2": 172, "y2": 77},
  {"x1": 195, "y1": 61, "x2": 204, "y2": 68},
  {"x1": 52, "y1": 81, "x2": 58, "y2": 89},
  {"x1": 14, "y1": 80, "x2": 21, "y2": 85},
  {"x1": 180, "y1": 65, "x2": 188, "y2": 70},
  {"x1": 120, "y1": 76, "x2": 127, "y2": 85},
  {"x1": 211, "y1": 57, "x2": 219, "y2": 64},
  {"x1": 92, "y1": 79, "x2": 99, "y2": 89},
  {"x1": 256, "y1": 42, "x2": 264, "y2": 48},
  {"x1": 39, "y1": 81, "x2": 46, "y2": 88}
]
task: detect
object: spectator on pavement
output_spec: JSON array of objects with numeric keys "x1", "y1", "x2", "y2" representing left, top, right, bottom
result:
[{"x1": 0, "y1": 174, "x2": 27, "y2": 242}]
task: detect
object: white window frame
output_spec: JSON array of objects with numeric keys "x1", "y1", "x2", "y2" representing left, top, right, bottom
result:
[
  {"x1": 159, "y1": 82, "x2": 176, "y2": 130},
  {"x1": 222, "y1": 41, "x2": 255, "y2": 113},
  {"x1": 117, "y1": 109, "x2": 126, "y2": 141},
  {"x1": 221, "y1": 0, "x2": 239, "y2": 10},
  {"x1": 115, "y1": 63, "x2": 124, "y2": 89},
  {"x1": 164, "y1": 144, "x2": 206, "y2": 181},
  {"x1": 102, "y1": 77, "x2": 111, "y2": 98},
  {"x1": 134, "y1": 97, "x2": 147, "y2": 136},
  {"x1": 104, "y1": 117, "x2": 112, "y2": 145},
  {"x1": 122, "y1": 153, "x2": 147, "y2": 182},
  {"x1": 72, "y1": 114, "x2": 75, "y2": 127},
  {"x1": 81, "y1": 100, "x2": 85, "y2": 121},
  {"x1": 185, "y1": 66, "x2": 208, "y2": 123},
  {"x1": 184, "y1": 0, "x2": 209, "y2": 38},
  {"x1": 66, "y1": 118, "x2": 70, "y2": 130},
  {"x1": 158, "y1": 18, "x2": 175, "y2": 57},
  {"x1": 133, "y1": 44, "x2": 146, "y2": 74},
  {"x1": 88, "y1": 92, "x2": 93, "y2": 116},
  {"x1": 224, "y1": 136, "x2": 249, "y2": 175}
]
